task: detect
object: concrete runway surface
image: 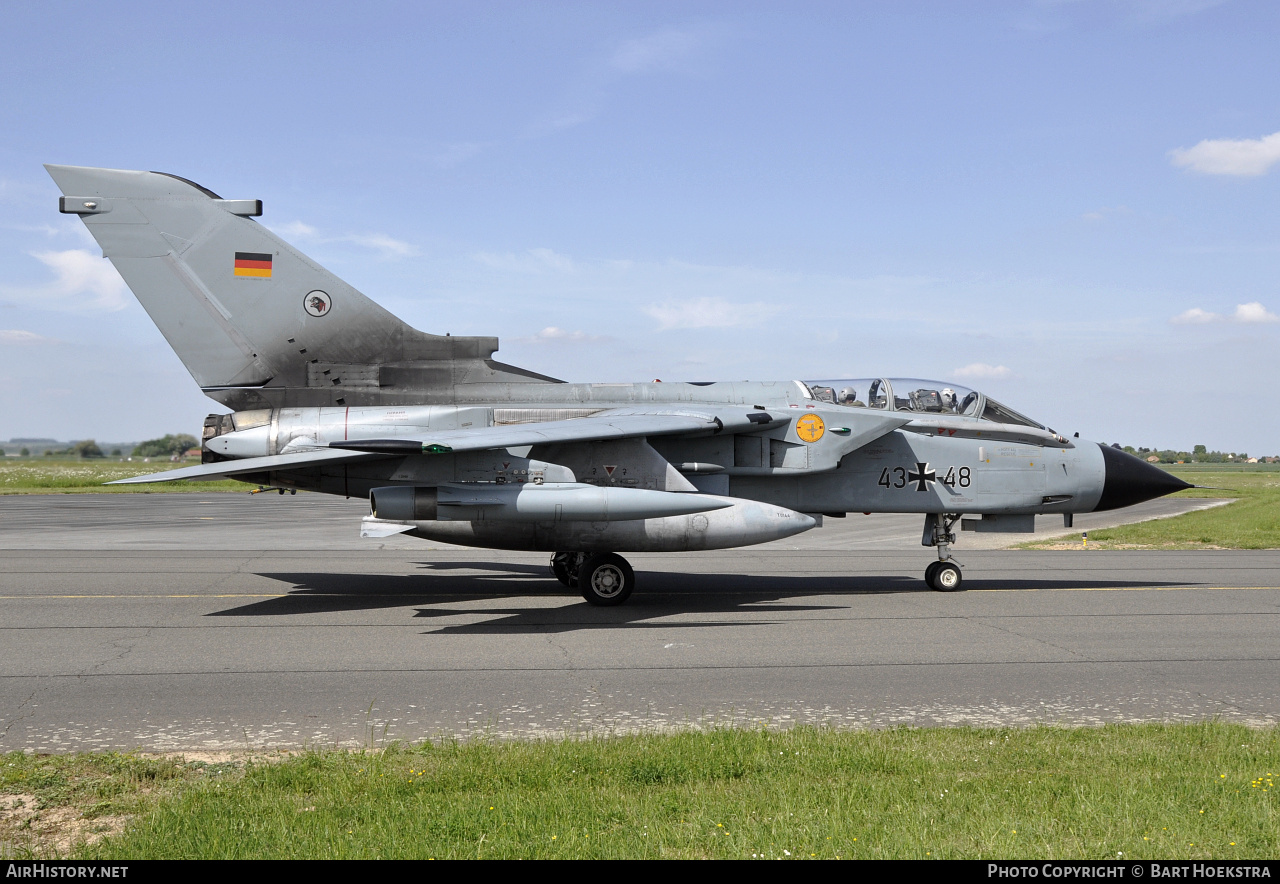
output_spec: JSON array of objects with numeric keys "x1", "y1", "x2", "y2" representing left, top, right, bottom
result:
[{"x1": 1, "y1": 493, "x2": 1276, "y2": 751}]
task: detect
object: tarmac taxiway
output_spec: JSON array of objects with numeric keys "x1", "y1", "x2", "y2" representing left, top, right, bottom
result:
[{"x1": 1, "y1": 493, "x2": 1275, "y2": 751}]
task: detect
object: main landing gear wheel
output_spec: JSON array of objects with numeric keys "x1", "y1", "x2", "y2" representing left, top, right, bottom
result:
[
  {"x1": 927, "y1": 561, "x2": 963, "y2": 592},
  {"x1": 550, "y1": 552, "x2": 584, "y2": 588},
  {"x1": 578, "y1": 553, "x2": 635, "y2": 606}
]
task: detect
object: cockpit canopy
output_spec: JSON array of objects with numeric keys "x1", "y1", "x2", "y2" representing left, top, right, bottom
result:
[{"x1": 803, "y1": 378, "x2": 1044, "y2": 429}]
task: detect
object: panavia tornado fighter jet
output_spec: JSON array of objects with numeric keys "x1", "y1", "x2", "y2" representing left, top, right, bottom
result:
[{"x1": 46, "y1": 164, "x2": 1191, "y2": 604}]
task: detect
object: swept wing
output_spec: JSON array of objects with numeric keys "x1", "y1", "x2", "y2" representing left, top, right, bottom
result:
[{"x1": 110, "y1": 406, "x2": 908, "y2": 484}]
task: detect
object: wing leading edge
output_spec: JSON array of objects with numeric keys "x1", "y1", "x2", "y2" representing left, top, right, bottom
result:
[{"x1": 106, "y1": 447, "x2": 381, "y2": 484}]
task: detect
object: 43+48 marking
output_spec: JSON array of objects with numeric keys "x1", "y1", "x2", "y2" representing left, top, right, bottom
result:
[{"x1": 878, "y1": 463, "x2": 970, "y2": 492}]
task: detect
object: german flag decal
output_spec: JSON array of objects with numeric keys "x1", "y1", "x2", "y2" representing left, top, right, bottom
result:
[{"x1": 234, "y1": 252, "x2": 272, "y2": 278}]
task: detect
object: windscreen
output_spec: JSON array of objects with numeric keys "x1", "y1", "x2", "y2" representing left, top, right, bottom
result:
[{"x1": 980, "y1": 397, "x2": 1044, "y2": 429}]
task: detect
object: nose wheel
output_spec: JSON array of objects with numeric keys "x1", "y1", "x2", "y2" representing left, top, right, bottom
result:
[
  {"x1": 923, "y1": 513, "x2": 964, "y2": 592},
  {"x1": 926, "y1": 560, "x2": 963, "y2": 591}
]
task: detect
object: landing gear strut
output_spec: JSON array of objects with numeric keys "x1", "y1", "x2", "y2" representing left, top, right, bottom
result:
[
  {"x1": 549, "y1": 552, "x2": 584, "y2": 588},
  {"x1": 923, "y1": 513, "x2": 963, "y2": 592}
]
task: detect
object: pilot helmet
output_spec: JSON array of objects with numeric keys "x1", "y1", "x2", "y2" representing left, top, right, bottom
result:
[
  {"x1": 839, "y1": 387, "x2": 857, "y2": 403},
  {"x1": 940, "y1": 388, "x2": 956, "y2": 408}
]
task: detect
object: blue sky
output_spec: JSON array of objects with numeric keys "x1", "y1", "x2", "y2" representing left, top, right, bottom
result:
[{"x1": 2, "y1": 1, "x2": 1278, "y2": 453}]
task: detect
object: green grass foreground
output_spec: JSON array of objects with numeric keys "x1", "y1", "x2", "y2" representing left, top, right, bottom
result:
[
  {"x1": 0, "y1": 459, "x2": 236, "y2": 494},
  {"x1": 2, "y1": 724, "x2": 1277, "y2": 859},
  {"x1": 1022, "y1": 467, "x2": 1280, "y2": 550}
]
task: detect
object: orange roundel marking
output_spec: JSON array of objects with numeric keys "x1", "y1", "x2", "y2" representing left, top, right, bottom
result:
[{"x1": 796, "y1": 413, "x2": 825, "y2": 443}]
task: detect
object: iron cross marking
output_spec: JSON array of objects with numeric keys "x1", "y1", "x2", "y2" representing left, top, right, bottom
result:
[{"x1": 907, "y1": 462, "x2": 936, "y2": 491}]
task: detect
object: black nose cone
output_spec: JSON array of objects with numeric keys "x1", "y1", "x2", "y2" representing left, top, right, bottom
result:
[{"x1": 1094, "y1": 444, "x2": 1194, "y2": 511}]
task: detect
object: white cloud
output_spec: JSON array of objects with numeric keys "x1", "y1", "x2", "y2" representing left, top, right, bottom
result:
[
  {"x1": 518, "y1": 26, "x2": 719, "y2": 140},
  {"x1": 1171, "y1": 307, "x2": 1220, "y2": 324},
  {"x1": 5, "y1": 222, "x2": 61, "y2": 237},
  {"x1": 611, "y1": 30, "x2": 699, "y2": 73},
  {"x1": 10, "y1": 250, "x2": 131, "y2": 312},
  {"x1": 266, "y1": 223, "x2": 416, "y2": 259},
  {"x1": 514, "y1": 326, "x2": 609, "y2": 345},
  {"x1": 1016, "y1": 0, "x2": 1228, "y2": 35},
  {"x1": 426, "y1": 141, "x2": 491, "y2": 168},
  {"x1": 269, "y1": 221, "x2": 318, "y2": 239},
  {"x1": 0, "y1": 329, "x2": 56, "y2": 345},
  {"x1": 1171, "y1": 303, "x2": 1278, "y2": 324},
  {"x1": 645, "y1": 297, "x2": 779, "y2": 330},
  {"x1": 953, "y1": 363, "x2": 1013, "y2": 380},
  {"x1": 340, "y1": 233, "x2": 417, "y2": 259},
  {"x1": 1082, "y1": 205, "x2": 1130, "y2": 222},
  {"x1": 1169, "y1": 131, "x2": 1280, "y2": 176},
  {"x1": 1233, "y1": 301, "x2": 1279, "y2": 323},
  {"x1": 472, "y1": 248, "x2": 576, "y2": 274},
  {"x1": 526, "y1": 248, "x2": 574, "y2": 272},
  {"x1": 524, "y1": 112, "x2": 595, "y2": 138}
]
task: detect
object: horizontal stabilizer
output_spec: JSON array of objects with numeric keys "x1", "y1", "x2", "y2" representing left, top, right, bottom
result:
[{"x1": 360, "y1": 518, "x2": 414, "y2": 539}]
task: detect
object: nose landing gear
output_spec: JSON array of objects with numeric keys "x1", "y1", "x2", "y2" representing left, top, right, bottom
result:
[{"x1": 923, "y1": 514, "x2": 963, "y2": 592}]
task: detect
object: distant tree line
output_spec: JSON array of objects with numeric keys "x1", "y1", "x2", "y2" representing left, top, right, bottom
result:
[
  {"x1": 131, "y1": 434, "x2": 199, "y2": 458},
  {"x1": 1117, "y1": 444, "x2": 1264, "y2": 464},
  {"x1": 24, "y1": 440, "x2": 113, "y2": 459},
  {"x1": 1, "y1": 434, "x2": 197, "y2": 459}
]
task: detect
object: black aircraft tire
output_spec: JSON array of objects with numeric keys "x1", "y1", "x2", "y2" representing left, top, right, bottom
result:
[
  {"x1": 925, "y1": 561, "x2": 942, "y2": 588},
  {"x1": 579, "y1": 553, "x2": 635, "y2": 606},
  {"x1": 933, "y1": 562, "x2": 963, "y2": 592},
  {"x1": 550, "y1": 552, "x2": 581, "y2": 588}
]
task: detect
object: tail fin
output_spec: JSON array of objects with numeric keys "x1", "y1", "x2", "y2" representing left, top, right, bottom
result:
[{"x1": 45, "y1": 164, "x2": 554, "y2": 410}]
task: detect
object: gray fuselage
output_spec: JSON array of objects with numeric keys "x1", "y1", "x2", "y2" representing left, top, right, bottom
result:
[{"x1": 208, "y1": 378, "x2": 1106, "y2": 552}]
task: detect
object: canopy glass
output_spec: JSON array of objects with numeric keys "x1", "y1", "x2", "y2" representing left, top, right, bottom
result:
[{"x1": 802, "y1": 378, "x2": 1043, "y2": 429}]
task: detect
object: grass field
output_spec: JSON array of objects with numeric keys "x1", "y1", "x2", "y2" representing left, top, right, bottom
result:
[
  {"x1": 2, "y1": 724, "x2": 1276, "y2": 859},
  {"x1": 0, "y1": 459, "x2": 237, "y2": 494},
  {"x1": 1022, "y1": 466, "x2": 1280, "y2": 550}
]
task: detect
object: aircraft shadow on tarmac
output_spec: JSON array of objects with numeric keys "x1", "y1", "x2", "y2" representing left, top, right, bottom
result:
[{"x1": 202, "y1": 562, "x2": 1189, "y2": 634}]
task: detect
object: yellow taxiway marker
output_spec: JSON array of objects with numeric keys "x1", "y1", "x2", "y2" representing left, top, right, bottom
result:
[
  {"x1": 0, "y1": 593, "x2": 288, "y2": 599},
  {"x1": 980, "y1": 585, "x2": 1280, "y2": 593}
]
